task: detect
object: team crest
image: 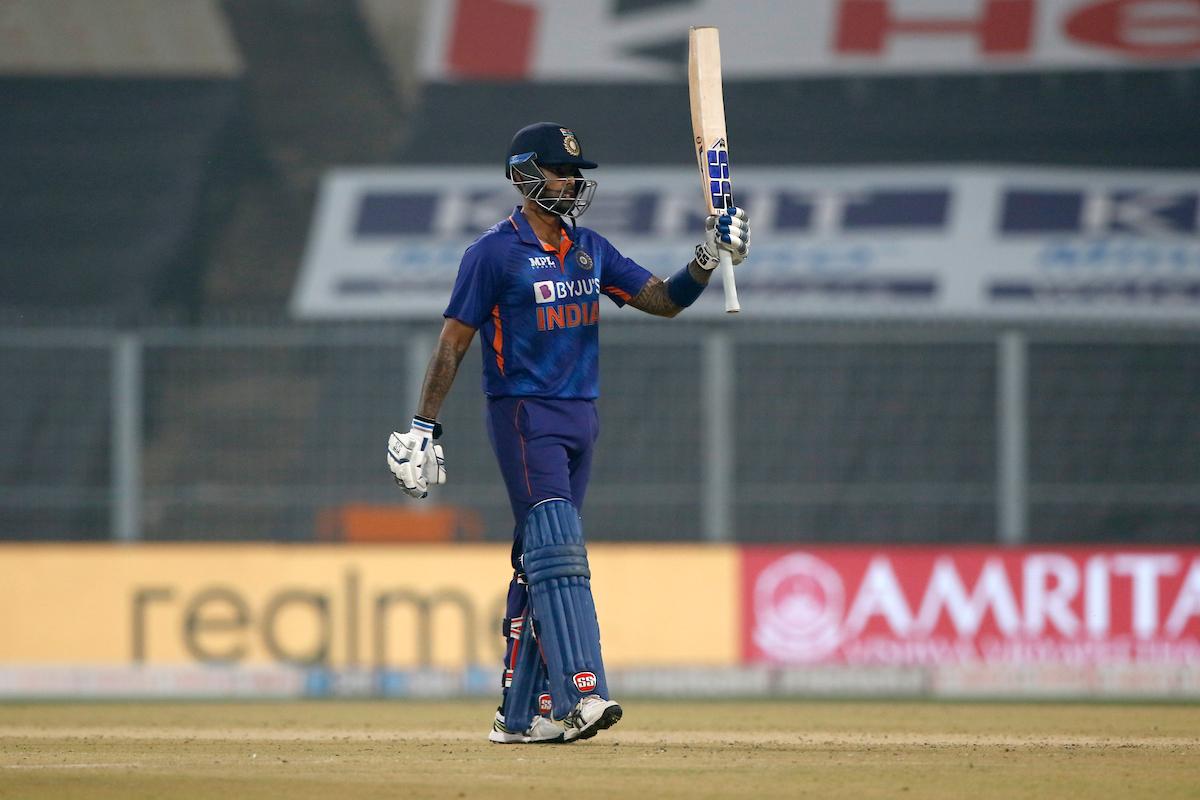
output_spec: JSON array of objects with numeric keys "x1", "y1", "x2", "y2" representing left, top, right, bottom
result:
[
  {"x1": 561, "y1": 129, "x2": 581, "y2": 157},
  {"x1": 576, "y1": 250, "x2": 593, "y2": 270}
]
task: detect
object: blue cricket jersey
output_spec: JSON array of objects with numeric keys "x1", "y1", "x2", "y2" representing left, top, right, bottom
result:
[{"x1": 444, "y1": 206, "x2": 653, "y2": 399}]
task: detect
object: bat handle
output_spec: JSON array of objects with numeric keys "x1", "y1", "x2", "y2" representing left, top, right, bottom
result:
[{"x1": 719, "y1": 250, "x2": 740, "y2": 313}]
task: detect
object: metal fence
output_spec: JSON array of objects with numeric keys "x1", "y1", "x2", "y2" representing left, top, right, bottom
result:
[{"x1": 2, "y1": 321, "x2": 1199, "y2": 544}]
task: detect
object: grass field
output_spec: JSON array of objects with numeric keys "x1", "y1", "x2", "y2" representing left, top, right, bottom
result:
[{"x1": 1, "y1": 700, "x2": 1198, "y2": 799}]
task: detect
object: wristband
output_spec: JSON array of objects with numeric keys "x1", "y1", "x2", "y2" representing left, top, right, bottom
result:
[
  {"x1": 413, "y1": 414, "x2": 443, "y2": 440},
  {"x1": 666, "y1": 264, "x2": 707, "y2": 308}
]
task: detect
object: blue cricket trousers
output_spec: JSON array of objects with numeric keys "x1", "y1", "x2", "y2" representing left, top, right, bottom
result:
[{"x1": 486, "y1": 396, "x2": 600, "y2": 691}]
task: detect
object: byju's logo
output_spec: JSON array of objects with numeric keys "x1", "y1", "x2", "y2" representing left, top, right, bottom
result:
[
  {"x1": 533, "y1": 278, "x2": 600, "y2": 305},
  {"x1": 1001, "y1": 189, "x2": 1199, "y2": 236}
]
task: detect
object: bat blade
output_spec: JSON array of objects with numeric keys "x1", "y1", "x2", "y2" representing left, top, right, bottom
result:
[{"x1": 688, "y1": 25, "x2": 740, "y2": 313}]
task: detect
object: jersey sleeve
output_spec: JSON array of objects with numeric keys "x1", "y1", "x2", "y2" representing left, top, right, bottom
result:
[
  {"x1": 596, "y1": 235, "x2": 653, "y2": 307},
  {"x1": 444, "y1": 240, "x2": 503, "y2": 328}
]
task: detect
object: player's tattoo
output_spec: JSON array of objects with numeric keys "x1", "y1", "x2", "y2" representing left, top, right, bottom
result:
[
  {"x1": 417, "y1": 336, "x2": 470, "y2": 419},
  {"x1": 628, "y1": 260, "x2": 712, "y2": 317},
  {"x1": 629, "y1": 277, "x2": 677, "y2": 317}
]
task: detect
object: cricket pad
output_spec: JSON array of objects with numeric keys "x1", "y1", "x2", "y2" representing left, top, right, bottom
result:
[
  {"x1": 521, "y1": 498, "x2": 609, "y2": 718},
  {"x1": 499, "y1": 605, "x2": 549, "y2": 734}
]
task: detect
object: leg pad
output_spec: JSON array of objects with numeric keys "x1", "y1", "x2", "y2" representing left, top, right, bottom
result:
[
  {"x1": 521, "y1": 498, "x2": 609, "y2": 718},
  {"x1": 498, "y1": 609, "x2": 548, "y2": 734}
]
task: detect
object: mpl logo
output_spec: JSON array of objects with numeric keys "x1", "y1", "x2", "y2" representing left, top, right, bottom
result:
[
  {"x1": 752, "y1": 553, "x2": 846, "y2": 662},
  {"x1": 1000, "y1": 189, "x2": 1200, "y2": 236},
  {"x1": 572, "y1": 671, "x2": 598, "y2": 692},
  {"x1": 533, "y1": 281, "x2": 556, "y2": 304}
]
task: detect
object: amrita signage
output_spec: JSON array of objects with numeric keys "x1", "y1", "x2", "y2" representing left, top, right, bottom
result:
[{"x1": 742, "y1": 547, "x2": 1200, "y2": 665}]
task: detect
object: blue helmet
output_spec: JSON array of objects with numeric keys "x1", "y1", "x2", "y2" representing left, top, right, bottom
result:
[{"x1": 506, "y1": 122, "x2": 598, "y2": 218}]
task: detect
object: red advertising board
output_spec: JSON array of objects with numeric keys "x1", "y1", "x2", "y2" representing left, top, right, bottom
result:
[
  {"x1": 742, "y1": 547, "x2": 1200, "y2": 665},
  {"x1": 422, "y1": 1, "x2": 1200, "y2": 82}
]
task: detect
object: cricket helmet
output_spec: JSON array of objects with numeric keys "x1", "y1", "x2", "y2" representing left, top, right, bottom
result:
[{"x1": 506, "y1": 122, "x2": 598, "y2": 218}]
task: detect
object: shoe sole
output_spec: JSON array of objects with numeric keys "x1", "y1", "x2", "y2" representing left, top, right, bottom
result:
[{"x1": 574, "y1": 702, "x2": 622, "y2": 741}]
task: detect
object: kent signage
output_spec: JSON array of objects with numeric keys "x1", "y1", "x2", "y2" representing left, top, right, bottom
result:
[{"x1": 292, "y1": 166, "x2": 1200, "y2": 322}]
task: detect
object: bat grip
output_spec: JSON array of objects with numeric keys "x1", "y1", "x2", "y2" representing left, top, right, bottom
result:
[{"x1": 719, "y1": 250, "x2": 740, "y2": 313}]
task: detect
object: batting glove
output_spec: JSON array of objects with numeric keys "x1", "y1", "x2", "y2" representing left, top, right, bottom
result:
[
  {"x1": 387, "y1": 417, "x2": 446, "y2": 499},
  {"x1": 696, "y1": 206, "x2": 750, "y2": 269}
]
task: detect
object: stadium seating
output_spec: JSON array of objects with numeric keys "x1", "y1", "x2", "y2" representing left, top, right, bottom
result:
[
  {"x1": 0, "y1": 77, "x2": 241, "y2": 318},
  {"x1": 2, "y1": 2, "x2": 1198, "y2": 546}
]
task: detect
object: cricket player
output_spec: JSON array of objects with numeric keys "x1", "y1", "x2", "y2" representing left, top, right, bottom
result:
[{"x1": 387, "y1": 122, "x2": 750, "y2": 744}]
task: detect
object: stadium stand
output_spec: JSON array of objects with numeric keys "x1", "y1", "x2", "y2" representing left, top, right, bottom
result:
[
  {"x1": 398, "y1": 70, "x2": 1200, "y2": 168},
  {"x1": 1029, "y1": 340, "x2": 1200, "y2": 542},
  {"x1": 0, "y1": 342, "x2": 112, "y2": 539},
  {"x1": 0, "y1": 0, "x2": 244, "y2": 320},
  {"x1": 203, "y1": 0, "x2": 410, "y2": 312},
  {"x1": 0, "y1": 1, "x2": 414, "y2": 539},
  {"x1": 2, "y1": 1, "x2": 1198, "y2": 547},
  {"x1": 0, "y1": 77, "x2": 242, "y2": 319},
  {"x1": 0, "y1": 1, "x2": 245, "y2": 538}
]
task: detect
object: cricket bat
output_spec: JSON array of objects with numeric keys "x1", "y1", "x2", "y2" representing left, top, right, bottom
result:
[{"x1": 688, "y1": 26, "x2": 740, "y2": 313}]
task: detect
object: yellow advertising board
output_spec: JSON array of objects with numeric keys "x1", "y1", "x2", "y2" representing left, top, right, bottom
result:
[{"x1": 0, "y1": 544, "x2": 738, "y2": 669}]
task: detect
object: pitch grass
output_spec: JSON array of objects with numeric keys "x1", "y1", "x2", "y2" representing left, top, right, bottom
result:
[{"x1": 1, "y1": 700, "x2": 1198, "y2": 799}]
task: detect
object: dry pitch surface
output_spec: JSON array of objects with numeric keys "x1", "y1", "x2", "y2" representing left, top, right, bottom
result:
[{"x1": 1, "y1": 700, "x2": 1198, "y2": 799}]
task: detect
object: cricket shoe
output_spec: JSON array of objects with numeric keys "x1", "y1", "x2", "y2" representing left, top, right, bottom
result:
[
  {"x1": 561, "y1": 695, "x2": 623, "y2": 742},
  {"x1": 525, "y1": 716, "x2": 569, "y2": 744},
  {"x1": 487, "y1": 710, "x2": 568, "y2": 745},
  {"x1": 488, "y1": 709, "x2": 528, "y2": 744}
]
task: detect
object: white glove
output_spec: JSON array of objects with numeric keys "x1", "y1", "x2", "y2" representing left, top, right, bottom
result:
[
  {"x1": 387, "y1": 417, "x2": 446, "y2": 499},
  {"x1": 695, "y1": 206, "x2": 750, "y2": 269}
]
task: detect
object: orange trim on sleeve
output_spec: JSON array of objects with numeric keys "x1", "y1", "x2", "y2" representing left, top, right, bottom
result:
[
  {"x1": 604, "y1": 285, "x2": 633, "y2": 302},
  {"x1": 491, "y1": 304, "x2": 505, "y2": 374}
]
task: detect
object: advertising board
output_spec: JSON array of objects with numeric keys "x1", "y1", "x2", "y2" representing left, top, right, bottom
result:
[
  {"x1": 0, "y1": 544, "x2": 738, "y2": 669},
  {"x1": 293, "y1": 166, "x2": 1200, "y2": 323},
  {"x1": 421, "y1": 0, "x2": 1200, "y2": 81},
  {"x1": 743, "y1": 546, "x2": 1200, "y2": 666}
]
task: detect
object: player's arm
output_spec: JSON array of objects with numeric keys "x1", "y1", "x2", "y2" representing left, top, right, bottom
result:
[
  {"x1": 627, "y1": 207, "x2": 751, "y2": 318},
  {"x1": 628, "y1": 261, "x2": 711, "y2": 318},
  {"x1": 416, "y1": 317, "x2": 476, "y2": 419},
  {"x1": 387, "y1": 318, "x2": 475, "y2": 498}
]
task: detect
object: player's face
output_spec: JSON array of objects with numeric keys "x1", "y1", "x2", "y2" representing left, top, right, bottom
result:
[{"x1": 540, "y1": 164, "x2": 580, "y2": 214}]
